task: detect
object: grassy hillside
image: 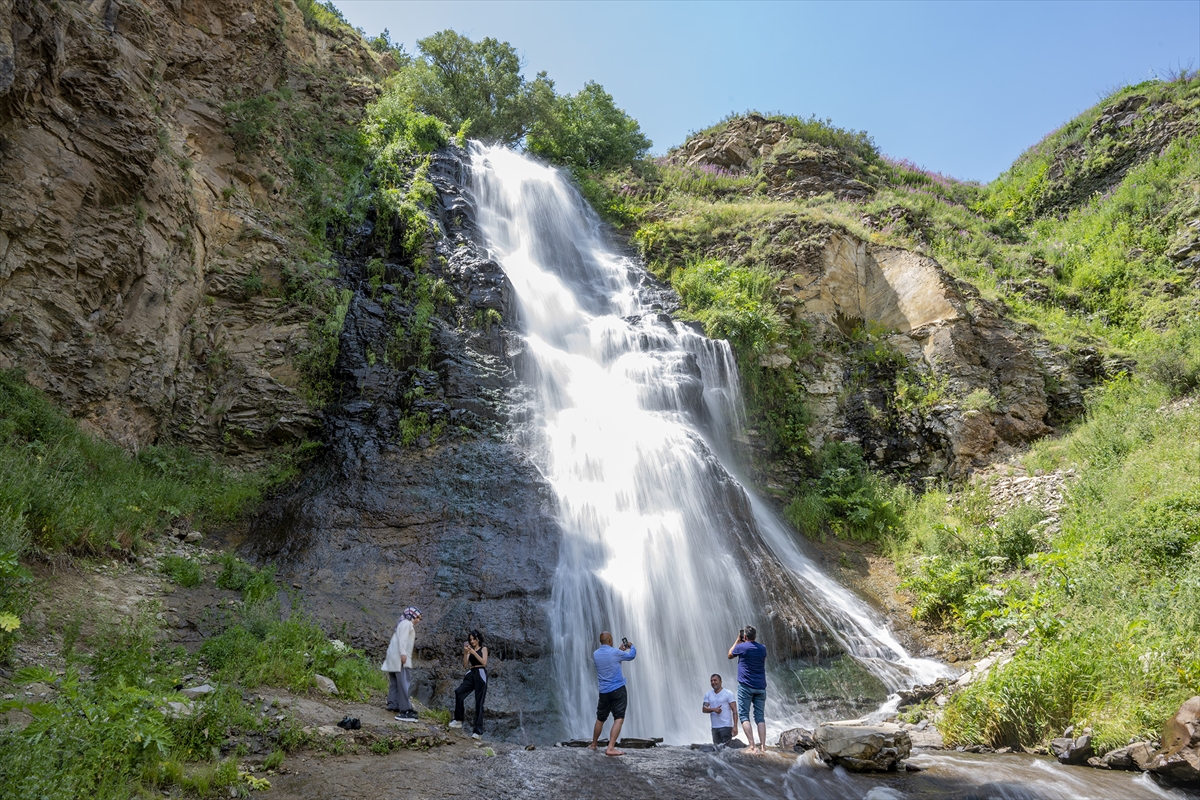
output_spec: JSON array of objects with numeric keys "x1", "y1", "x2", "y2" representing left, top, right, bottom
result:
[{"x1": 577, "y1": 75, "x2": 1200, "y2": 750}]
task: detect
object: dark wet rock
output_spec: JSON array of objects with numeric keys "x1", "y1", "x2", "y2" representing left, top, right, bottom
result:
[
  {"x1": 815, "y1": 723, "x2": 912, "y2": 771},
  {"x1": 897, "y1": 678, "x2": 950, "y2": 707},
  {"x1": 1089, "y1": 741, "x2": 1157, "y2": 771},
  {"x1": 1050, "y1": 733, "x2": 1094, "y2": 765},
  {"x1": 243, "y1": 146, "x2": 566, "y2": 739}
]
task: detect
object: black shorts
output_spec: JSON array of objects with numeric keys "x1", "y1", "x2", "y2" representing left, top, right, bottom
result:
[
  {"x1": 711, "y1": 726, "x2": 733, "y2": 745},
  {"x1": 596, "y1": 685, "x2": 628, "y2": 722}
]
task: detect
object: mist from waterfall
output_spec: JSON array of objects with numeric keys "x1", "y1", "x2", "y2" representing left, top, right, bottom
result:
[{"x1": 469, "y1": 143, "x2": 948, "y2": 744}]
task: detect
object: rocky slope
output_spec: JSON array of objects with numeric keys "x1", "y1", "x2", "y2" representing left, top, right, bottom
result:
[
  {"x1": 769, "y1": 228, "x2": 1086, "y2": 478},
  {"x1": 0, "y1": 0, "x2": 385, "y2": 462}
]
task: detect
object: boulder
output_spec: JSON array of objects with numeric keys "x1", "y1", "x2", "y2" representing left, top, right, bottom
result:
[
  {"x1": 815, "y1": 724, "x2": 912, "y2": 771},
  {"x1": 1093, "y1": 741, "x2": 1157, "y2": 771},
  {"x1": 181, "y1": 683, "x2": 215, "y2": 699},
  {"x1": 314, "y1": 674, "x2": 339, "y2": 696},
  {"x1": 1050, "y1": 733, "x2": 1094, "y2": 765},
  {"x1": 778, "y1": 727, "x2": 816, "y2": 751},
  {"x1": 897, "y1": 679, "x2": 950, "y2": 707},
  {"x1": 1148, "y1": 696, "x2": 1200, "y2": 784}
]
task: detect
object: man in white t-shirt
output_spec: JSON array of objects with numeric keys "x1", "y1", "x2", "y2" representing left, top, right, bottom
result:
[{"x1": 701, "y1": 673, "x2": 740, "y2": 746}]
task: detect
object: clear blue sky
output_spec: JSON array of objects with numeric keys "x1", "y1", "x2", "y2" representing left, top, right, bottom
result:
[{"x1": 332, "y1": 1, "x2": 1200, "y2": 182}]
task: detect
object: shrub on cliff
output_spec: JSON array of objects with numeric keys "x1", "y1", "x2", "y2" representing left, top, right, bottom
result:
[
  {"x1": 526, "y1": 81, "x2": 651, "y2": 170},
  {"x1": 391, "y1": 29, "x2": 554, "y2": 145}
]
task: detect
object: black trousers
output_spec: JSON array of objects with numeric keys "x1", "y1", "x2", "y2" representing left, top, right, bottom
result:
[{"x1": 454, "y1": 669, "x2": 487, "y2": 735}]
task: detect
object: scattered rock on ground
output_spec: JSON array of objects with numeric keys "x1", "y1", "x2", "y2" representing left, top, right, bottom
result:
[{"x1": 314, "y1": 674, "x2": 339, "y2": 696}]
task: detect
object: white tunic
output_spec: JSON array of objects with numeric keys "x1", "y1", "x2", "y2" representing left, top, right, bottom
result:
[{"x1": 380, "y1": 618, "x2": 415, "y2": 672}]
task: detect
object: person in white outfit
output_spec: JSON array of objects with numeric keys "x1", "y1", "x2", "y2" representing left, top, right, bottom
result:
[
  {"x1": 702, "y1": 672, "x2": 740, "y2": 747},
  {"x1": 382, "y1": 606, "x2": 421, "y2": 721}
]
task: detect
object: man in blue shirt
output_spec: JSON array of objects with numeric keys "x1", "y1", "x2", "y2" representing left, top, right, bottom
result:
[
  {"x1": 728, "y1": 625, "x2": 767, "y2": 753},
  {"x1": 589, "y1": 631, "x2": 636, "y2": 756}
]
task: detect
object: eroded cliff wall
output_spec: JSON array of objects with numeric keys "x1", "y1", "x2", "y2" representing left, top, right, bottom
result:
[{"x1": 0, "y1": 0, "x2": 384, "y2": 461}]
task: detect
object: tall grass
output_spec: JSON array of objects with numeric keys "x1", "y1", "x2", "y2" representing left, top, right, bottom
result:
[
  {"x1": 936, "y1": 374, "x2": 1200, "y2": 750},
  {"x1": 0, "y1": 558, "x2": 384, "y2": 798},
  {"x1": 0, "y1": 370, "x2": 279, "y2": 554}
]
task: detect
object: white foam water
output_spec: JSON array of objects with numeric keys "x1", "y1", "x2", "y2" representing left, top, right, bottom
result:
[{"x1": 469, "y1": 143, "x2": 950, "y2": 744}]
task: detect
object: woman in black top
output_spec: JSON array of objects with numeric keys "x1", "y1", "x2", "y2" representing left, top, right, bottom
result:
[{"x1": 450, "y1": 629, "x2": 488, "y2": 738}]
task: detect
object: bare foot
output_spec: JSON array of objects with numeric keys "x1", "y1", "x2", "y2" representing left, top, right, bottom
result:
[
  {"x1": 605, "y1": 747, "x2": 625, "y2": 756},
  {"x1": 587, "y1": 743, "x2": 597, "y2": 751}
]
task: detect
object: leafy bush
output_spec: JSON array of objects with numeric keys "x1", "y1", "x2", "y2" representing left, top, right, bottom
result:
[
  {"x1": 223, "y1": 95, "x2": 277, "y2": 156},
  {"x1": 214, "y1": 553, "x2": 278, "y2": 604},
  {"x1": 161, "y1": 555, "x2": 202, "y2": 588},
  {"x1": 295, "y1": 0, "x2": 351, "y2": 35},
  {"x1": 201, "y1": 608, "x2": 384, "y2": 700},
  {"x1": 1137, "y1": 323, "x2": 1200, "y2": 397},
  {"x1": 786, "y1": 442, "x2": 903, "y2": 542},
  {"x1": 671, "y1": 258, "x2": 784, "y2": 357},
  {"x1": 391, "y1": 29, "x2": 553, "y2": 145},
  {"x1": 526, "y1": 81, "x2": 651, "y2": 170},
  {"x1": 0, "y1": 617, "x2": 259, "y2": 799}
]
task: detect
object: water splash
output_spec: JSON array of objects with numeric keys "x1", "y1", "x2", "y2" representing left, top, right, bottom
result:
[{"x1": 470, "y1": 143, "x2": 950, "y2": 743}]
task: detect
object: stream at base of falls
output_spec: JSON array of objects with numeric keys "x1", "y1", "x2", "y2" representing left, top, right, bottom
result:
[
  {"x1": 267, "y1": 741, "x2": 1198, "y2": 800},
  {"x1": 468, "y1": 141, "x2": 949, "y2": 745}
]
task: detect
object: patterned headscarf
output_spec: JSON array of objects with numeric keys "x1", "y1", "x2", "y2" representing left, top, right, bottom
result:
[{"x1": 401, "y1": 606, "x2": 422, "y2": 622}]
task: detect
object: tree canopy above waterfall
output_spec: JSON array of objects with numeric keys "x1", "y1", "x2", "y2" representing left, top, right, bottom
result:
[{"x1": 380, "y1": 28, "x2": 650, "y2": 169}]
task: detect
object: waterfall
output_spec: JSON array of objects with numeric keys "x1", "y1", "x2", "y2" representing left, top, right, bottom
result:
[{"x1": 469, "y1": 143, "x2": 949, "y2": 744}]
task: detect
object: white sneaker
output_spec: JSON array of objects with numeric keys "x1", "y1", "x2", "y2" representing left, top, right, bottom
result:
[
  {"x1": 449, "y1": 720, "x2": 462, "y2": 729},
  {"x1": 472, "y1": 733, "x2": 481, "y2": 740}
]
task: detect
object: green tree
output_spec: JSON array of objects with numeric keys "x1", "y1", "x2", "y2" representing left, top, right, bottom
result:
[
  {"x1": 526, "y1": 81, "x2": 652, "y2": 170},
  {"x1": 396, "y1": 30, "x2": 552, "y2": 145}
]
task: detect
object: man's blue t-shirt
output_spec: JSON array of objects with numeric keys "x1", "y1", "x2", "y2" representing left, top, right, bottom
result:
[
  {"x1": 593, "y1": 644, "x2": 637, "y2": 693},
  {"x1": 731, "y1": 641, "x2": 767, "y2": 690}
]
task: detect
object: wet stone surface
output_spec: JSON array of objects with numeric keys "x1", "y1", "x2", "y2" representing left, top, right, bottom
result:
[{"x1": 241, "y1": 146, "x2": 566, "y2": 739}]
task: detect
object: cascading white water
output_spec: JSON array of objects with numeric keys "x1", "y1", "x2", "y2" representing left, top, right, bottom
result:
[{"x1": 470, "y1": 143, "x2": 949, "y2": 744}]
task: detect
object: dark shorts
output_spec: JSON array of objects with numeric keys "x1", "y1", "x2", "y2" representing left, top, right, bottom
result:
[
  {"x1": 596, "y1": 685, "x2": 628, "y2": 722},
  {"x1": 711, "y1": 726, "x2": 734, "y2": 745}
]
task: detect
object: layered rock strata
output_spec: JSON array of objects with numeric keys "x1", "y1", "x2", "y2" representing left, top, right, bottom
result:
[
  {"x1": 772, "y1": 231, "x2": 1088, "y2": 477},
  {"x1": 0, "y1": 0, "x2": 384, "y2": 461}
]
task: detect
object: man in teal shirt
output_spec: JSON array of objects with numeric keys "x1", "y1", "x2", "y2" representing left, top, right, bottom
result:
[{"x1": 589, "y1": 631, "x2": 636, "y2": 756}]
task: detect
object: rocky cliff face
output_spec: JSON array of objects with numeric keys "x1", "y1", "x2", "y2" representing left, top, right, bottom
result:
[
  {"x1": 237, "y1": 148, "x2": 569, "y2": 737},
  {"x1": 776, "y1": 230, "x2": 1085, "y2": 477},
  {"x1": 670, "y1": 113, "x2": 875, "y2": 200},
  {"x1": 0, "y1": 0, "x2": 384, "y2": 462}
]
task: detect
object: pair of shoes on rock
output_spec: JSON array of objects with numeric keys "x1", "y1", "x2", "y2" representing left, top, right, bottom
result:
[
  {"x1": 394, "y1": 710, "x2": 418, "y2": 722},
  {"x1": 448, "y1": 720, "x2": 463, "y2": 728}
]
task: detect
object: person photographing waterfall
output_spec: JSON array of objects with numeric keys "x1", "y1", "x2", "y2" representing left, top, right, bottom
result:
[
  {"x1": 589, "y1": 631, "x2": 636, "y2": 756},
  {"x1": 728, "y1": 625, "x2": 768, "y2": 753}
]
